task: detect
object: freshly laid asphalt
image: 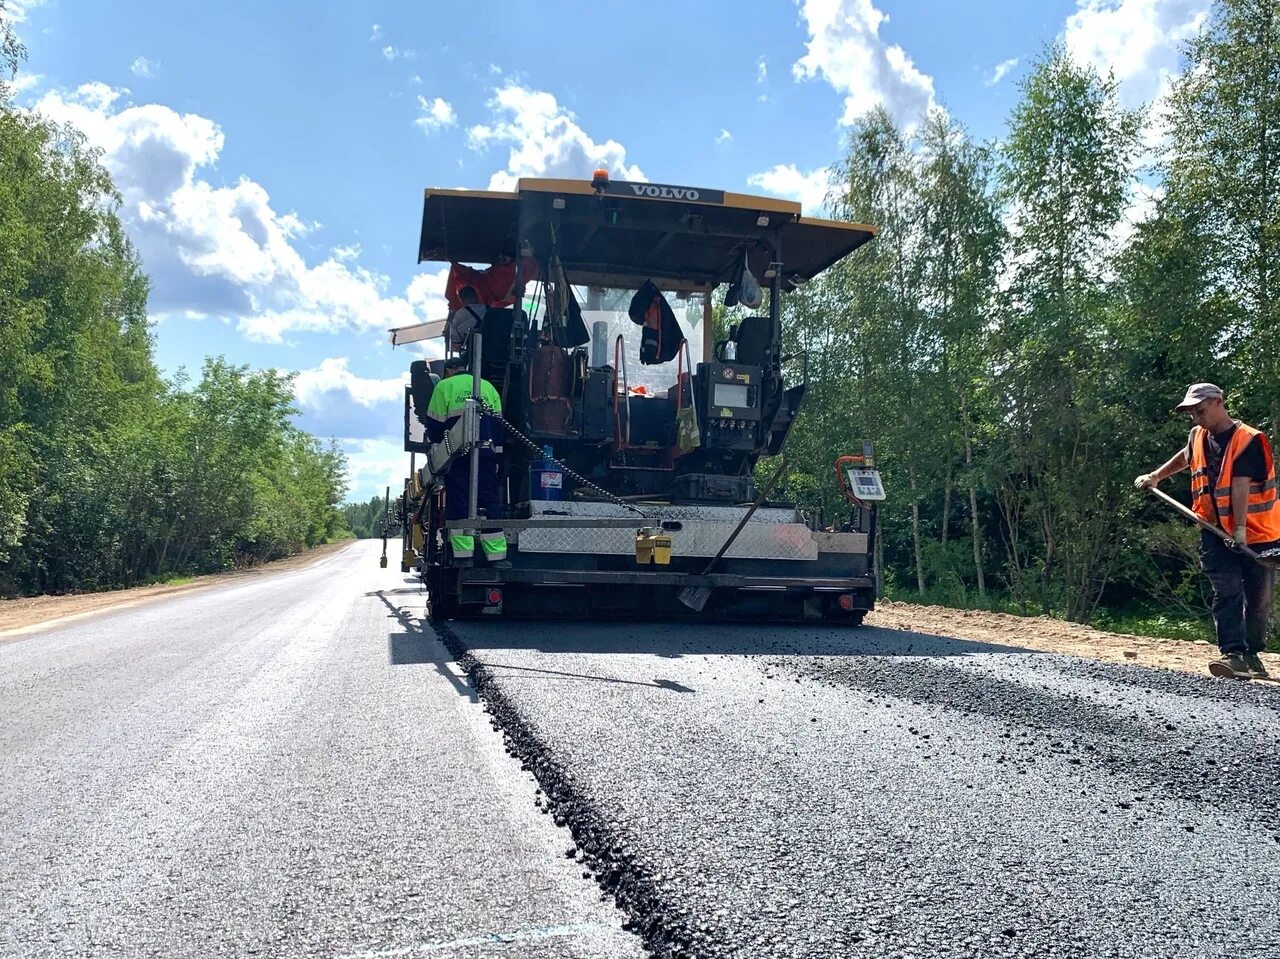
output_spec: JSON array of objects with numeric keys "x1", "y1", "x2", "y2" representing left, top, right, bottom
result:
[
  {"x1": 5, "y1": 539, "x2": 1279, "y2": 958},
  {"x1": 440, "y1": 617, "x2": 1280, "y2": 959}
]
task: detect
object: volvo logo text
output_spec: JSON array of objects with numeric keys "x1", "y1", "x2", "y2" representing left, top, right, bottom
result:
[{"x1": 629, "y1": 184, "x2": 701, "y2": 201}]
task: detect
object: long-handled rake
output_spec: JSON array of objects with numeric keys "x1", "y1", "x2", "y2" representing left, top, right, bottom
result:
[{"x1": 1146, "y1": 486, "x2": 1280, "y2": 568}]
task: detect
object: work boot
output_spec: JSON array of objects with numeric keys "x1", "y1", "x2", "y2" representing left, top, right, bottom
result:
[
  {"x1": 1243, "y1": 653, "x2": 1270, "y2": 678},
  {"x1": 1210, "y1": 653, "x2": 1251, "y2": 677}
]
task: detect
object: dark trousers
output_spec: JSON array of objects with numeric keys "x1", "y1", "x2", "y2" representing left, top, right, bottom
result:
[
  {"x1": 443, "y1": 458, "x2": 505, "y2": 559},
  {"x1": 443, "y1": 459, "x2": 501, "y2": 521},
  {"x1": 1199, "y1": 532, "x2": 1277, "y2": 655}
]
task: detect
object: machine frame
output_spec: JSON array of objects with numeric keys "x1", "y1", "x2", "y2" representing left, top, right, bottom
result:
[{"x1": 395, "y1": 175, "x2": 882, "y2": 622}]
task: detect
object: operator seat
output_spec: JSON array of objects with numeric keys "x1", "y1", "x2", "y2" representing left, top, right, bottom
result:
[
  {"x1": 478, "y1": 308, "x2": 519, "y2": 382},
  {"x1": 409, "y1": 360, "x2": 439, "y2": 424},
  {"x1": 731, "y1": 316, "x2": 771, "y2": 366}
]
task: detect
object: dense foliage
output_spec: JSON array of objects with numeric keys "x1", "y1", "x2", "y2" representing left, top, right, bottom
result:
[
  {"x1": 0, "y1": 20, "x2": 347, "y2": 597},
  {"x1": 780, "y1": 0, "x2": 1279, "y2": 631},
  {"x1": 342, "y1": 495, "x2": 393, "y2": 540}
]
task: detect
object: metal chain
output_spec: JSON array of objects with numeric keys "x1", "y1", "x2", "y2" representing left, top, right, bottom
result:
[{"x1": 477, "y1": 400, "x2": 649, "y2": 517}]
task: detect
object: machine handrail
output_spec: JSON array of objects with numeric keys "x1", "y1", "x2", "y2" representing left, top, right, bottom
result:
[{"x1": 613, "y1": 334, "x2": 632, "y2": 449}]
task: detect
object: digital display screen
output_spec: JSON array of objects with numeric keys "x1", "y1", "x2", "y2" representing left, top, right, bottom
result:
[
  {"x1": 713, "y1": 383, "x2": 749, "y2": 408},
  {"x1": 845, "y1": 468, "x2": 886, "y2": 501}
]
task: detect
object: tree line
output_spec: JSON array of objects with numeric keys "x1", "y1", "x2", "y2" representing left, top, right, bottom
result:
[
  {"x1": 0, "y1": 11, "x2": 348, "y2": 597},
  {"x1": 780, "y1": 0, "x2": 1278, "y2": 630},
  {"x1": 342, "y1": 495, "x2": 393, "y2": 540}
]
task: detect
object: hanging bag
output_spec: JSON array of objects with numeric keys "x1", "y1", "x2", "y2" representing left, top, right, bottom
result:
[
  {"x1": 675, "y1": 341, "x2": 701, "y2": 454},
  {"x1": 739, "y1": 252, "x2": 763, "y2": 310}
]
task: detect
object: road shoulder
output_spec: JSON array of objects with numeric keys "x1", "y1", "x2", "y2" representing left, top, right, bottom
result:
[{"x1": 869, "y1": 598, "x2": 1278, "y2": 678}]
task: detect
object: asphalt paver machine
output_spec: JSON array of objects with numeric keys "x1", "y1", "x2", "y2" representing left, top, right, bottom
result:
[{"x1": 392, "y1": 174, "x2": 884, "y2": 622}]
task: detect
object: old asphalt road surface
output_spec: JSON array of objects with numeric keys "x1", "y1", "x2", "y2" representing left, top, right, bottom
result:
[
  {"x1": 6, "y1": 541, "x2": 1280, "y2": 958},
  {"x1": 0, "y1": 541, "x2": 644, "y2": 959}
]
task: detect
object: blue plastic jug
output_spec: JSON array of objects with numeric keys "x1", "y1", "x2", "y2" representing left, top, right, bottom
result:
[{"x1": 530, "y1": 445, "x2": 565, "y2": 501}]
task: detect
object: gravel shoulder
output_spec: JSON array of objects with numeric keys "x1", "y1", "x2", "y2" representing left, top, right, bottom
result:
[{"x1": 869, "y1": 598, "x2": 1278, "y2": 679}]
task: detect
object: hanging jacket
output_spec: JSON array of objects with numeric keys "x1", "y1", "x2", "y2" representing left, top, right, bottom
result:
[
  {"x1": 1189, "y1": 421, "x2": 1280, "y2": 543},
  {"x1": 545, "y1": 253, "x2": 591, "y2": 348},
  {"x1": 445, "y1": 258, "x2": 539, "y2": 309},
  {"x1": 627, "y1": 280, "x2": 684, "y2": 365}
]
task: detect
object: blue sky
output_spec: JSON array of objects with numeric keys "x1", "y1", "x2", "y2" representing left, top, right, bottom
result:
[{"x1": 9, "y1": 0, "x2": 1209, "y2": 500}]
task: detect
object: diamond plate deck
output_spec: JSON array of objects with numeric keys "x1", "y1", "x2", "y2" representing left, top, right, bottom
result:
[
  {"x1": 529, "y1": 501, "x2": 804, "y2": 524},
  {"x1": 517, "y1": 501, "x2": 840, "y2": 560}
]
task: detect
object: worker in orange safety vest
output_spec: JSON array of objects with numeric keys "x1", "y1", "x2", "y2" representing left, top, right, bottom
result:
[{"x1": 1136, "y1": 383, "x2": 1280, "y2": 678}]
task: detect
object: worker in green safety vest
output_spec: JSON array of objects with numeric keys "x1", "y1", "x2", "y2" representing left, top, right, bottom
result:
[{"x1": 426, "y1": 356, "x2": 507, "y2": 565}]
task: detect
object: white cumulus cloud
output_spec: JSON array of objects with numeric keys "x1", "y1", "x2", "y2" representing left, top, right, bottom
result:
[
  {"x1": 6, "y1": 0, "x2": 43, "y2": 23},
  {"x1": 130, "y1": 56, "x2": 158, "y2": 78},
  {"x1": 467, "y1": 84, "x2": 645, "y2": 191},
  {"x1": 792, "y1": 0, "x2": 937, "y2": 128},
  {"x1": 716, "y1": 129, "x2": 733, "y2": 145},
  {"x1": 405, "y1": 267, "x2": 450, "y2": 322},
  {"x1": 341, "y1": 438, "x2": 414, "y2": 501},
  {"x1": 414, "y1": 95, "x2": 456, "y2": 133},
  {"x1": 1062, "y1": 0, "x2": 1209, "y2": 232},
  {"x1": 369, "y1": 23, "x2": 383, "y2": 41},
  {"x1": 985, "y1": 57, "x2": 1019, "y2": 86},
  {"x1": 747, "y1": 164, "x2": 834, "y2": 215},
  {"x1": 1063, "y1": 0, "x2": 1209, "y2": 106},
  {"x1": 9, "y1": 72, "x2": 42, "y2": 97},
  {"x1": 33, "y1": 82, "x2": 437, "y2": 344},
  {"x1": 291, "y1": 344, "x2": 459, "y2": 443},
  {"x1": 294, "y1": 357, "x2": 405, "y2": 409}
]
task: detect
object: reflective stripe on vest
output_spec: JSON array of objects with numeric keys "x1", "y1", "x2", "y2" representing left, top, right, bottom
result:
[{"x1": 1188, "y1": 422, "x2": 1280, "y2": 544}]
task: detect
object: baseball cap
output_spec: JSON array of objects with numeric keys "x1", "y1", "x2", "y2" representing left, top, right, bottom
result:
[{"x1": 1173, "y1": 382, "x2": 1223, "y2": 411}]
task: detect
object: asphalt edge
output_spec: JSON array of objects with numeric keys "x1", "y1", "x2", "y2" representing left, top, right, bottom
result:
[{"x1": 431, "y1": 618, "x2": 708, "y2": 959}]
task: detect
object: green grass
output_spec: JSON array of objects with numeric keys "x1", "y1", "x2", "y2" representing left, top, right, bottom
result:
[
  {"x1": 1088, "y1": 610, "x2": 1214, "y2": 644},
  {"x1": 144, "y1": 573, "x2": 195, "y2": 587}
]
